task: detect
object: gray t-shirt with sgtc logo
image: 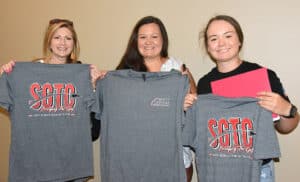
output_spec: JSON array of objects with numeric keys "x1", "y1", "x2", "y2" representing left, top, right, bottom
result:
[
  {"x1": 0, "y1": 62, "x2": 94, "y2": 182},
  {"x1": 183, "y1": 94, "x2": 281, "y2": 182}
]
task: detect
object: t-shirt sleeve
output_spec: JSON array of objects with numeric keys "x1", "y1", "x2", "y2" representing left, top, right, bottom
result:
[
  {"x1": 268, "y1": 69, "x2": 289, "y2": 101},
  {"x1": 91, "y1": 79, "x2": 104, "y2": 120},
  {"x1": 182, "y1": 103, "x2": 197, "y2": 149},
  {"x1": 0, "y1": 73, "x2": 13, "y2": 111},
  {"x1": 253, "y1": 105, "x2": 281, "y2": 159},
  {"x1": 84, "y1": 65, "x2": 97, "y2": 111},
  {"x1": 267, "y1": 69, "x2": 289, "y2": 122}
]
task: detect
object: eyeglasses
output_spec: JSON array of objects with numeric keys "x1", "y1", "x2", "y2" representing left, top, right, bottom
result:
[{"x1": 49, "y1": 18, "x2": 73, "y2": 26}]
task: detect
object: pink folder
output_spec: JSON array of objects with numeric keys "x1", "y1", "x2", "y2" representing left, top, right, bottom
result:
[
  {"x1": 211, "y1": 68, "x2": 271, "y2": 98},
  {"x1": 211, "y1": 68, "x2": 279, "y2": 119}
]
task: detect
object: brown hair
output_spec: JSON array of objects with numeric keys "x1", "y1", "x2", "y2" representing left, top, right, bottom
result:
[{"x1": 116, "y1": 16, "x2": 169, "y2": 71}]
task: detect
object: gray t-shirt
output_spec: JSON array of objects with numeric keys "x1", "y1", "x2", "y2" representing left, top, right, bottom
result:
[
  {"x1": 183, "y1": 94, "x2": 281, "y2": 182},
  {"x1": 92, "y1": 69, "x2": 189, "y2": 182},
  {"x1": 0, "y1": 62, "x2": 94, "y2": 182}
]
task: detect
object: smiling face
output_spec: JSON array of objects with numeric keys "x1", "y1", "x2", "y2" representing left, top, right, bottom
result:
[
  {"x1": 50, "y1": 27, "x2": 74, "y2": 63},
  {"x1": 137, "y1": 23, "x2": 163, "y2": 61},
  {"x1": 206, "y1": 20, "x2": 241, "y2": 64}
]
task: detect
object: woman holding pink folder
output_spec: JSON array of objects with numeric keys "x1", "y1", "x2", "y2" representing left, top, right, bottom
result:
[{"x1": 197, "y1": 14, "x2": 299, "y2": 182}]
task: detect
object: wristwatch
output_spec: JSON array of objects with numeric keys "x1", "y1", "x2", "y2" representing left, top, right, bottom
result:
[{"x1": 283, "y1": 104, "x2": 298, "y2": 118}]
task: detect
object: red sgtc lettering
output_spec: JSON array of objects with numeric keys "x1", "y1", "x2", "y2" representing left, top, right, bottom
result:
[
  {"x1": 208, "y1": 117, "x2": 253, "y2": 149},
  {"x1": 29, "y1": 82, "x2": 76, "y2": 111}
]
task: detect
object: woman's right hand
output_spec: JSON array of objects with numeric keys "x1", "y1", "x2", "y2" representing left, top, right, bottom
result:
[
  {"x1": 90, "y1": 64, "x2": 108, "y2": 89},
  {"x1": 183, "y1": 93, "x2": 197, "y2": 111},
  {"x1": 0, "y1": 60, "x2": 16, "y2": 75}
]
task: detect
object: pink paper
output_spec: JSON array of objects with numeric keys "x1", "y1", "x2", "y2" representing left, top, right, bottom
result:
[
  {"x1": 211, "y1": 68, "x2": 271, "y2": 98},
  {"x1": 211, "y1": 68, "x2": 279, "y2": 119}
]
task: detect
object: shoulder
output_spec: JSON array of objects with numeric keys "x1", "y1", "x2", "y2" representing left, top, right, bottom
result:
[
  {"x1": 161, "y1": 57, "x2": 183, "y2": 71},
  {"x1": 198, "y1": 67, "x2": 217, "y2": 83},
  {"x1": 197, "y1": 68, "x2": 217, "y2": 94},
  {"x1": 240, "y1": 61, "x2": 262, "y2": 71},
  {"x1": 244, "y1": 61, "x2": 286, "y2": 96},
  {"x1": 242, "y1": 61, "x2": 278, "y2": 75},
  {"x1": 168, "y1": 57, "x2": 183, "y2": 65},
  {"x1": 32, "y1": 59, "x2": 44, "y2": 63},
  {"x1": 243, "y1": 61, "x2": 280, "y2": 81}
]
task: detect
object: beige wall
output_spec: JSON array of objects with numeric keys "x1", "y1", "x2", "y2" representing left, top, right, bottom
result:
[{"x1": 1, "y1": 0, "x2": 299, "y2": 181}]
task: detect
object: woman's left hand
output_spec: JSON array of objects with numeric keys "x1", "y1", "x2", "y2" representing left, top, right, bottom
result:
[{"x1": 256, "y1": 91, "x2": 291, "y2": 116}]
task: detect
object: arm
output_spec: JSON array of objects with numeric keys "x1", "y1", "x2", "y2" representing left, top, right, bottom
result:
[
  {"x1": 182, "y1": 64, "x2": 197, "y2": 110},
  {"x1": 257, "y1": 91, "x2": 299, "y2": 134},
  {"x1": 275, "y1": 109, "x2": 299, "y2": 134}
]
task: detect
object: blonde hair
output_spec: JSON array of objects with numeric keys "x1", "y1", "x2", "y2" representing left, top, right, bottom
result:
[{"x1": 42, "y1": 19, "x2": 80, "y2": 63}]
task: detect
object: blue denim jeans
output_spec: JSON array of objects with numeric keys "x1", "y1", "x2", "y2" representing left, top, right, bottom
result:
[{"x1": 260, "y1": 160, "x2": 275, "y2": 182}]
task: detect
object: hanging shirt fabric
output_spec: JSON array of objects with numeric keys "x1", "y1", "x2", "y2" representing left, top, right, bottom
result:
[
  {"x1": 0, "y1": 62, "x2": 95, "y2": 182},
  {"x1": 182, "y1": 94, "x2": 281, "y2": 182},
  {"x1": 92, "y1": 69, "x2": 189, "y2": 182}
]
